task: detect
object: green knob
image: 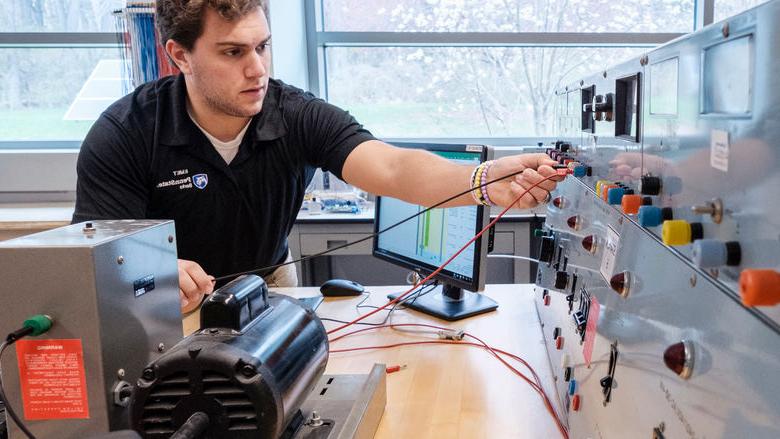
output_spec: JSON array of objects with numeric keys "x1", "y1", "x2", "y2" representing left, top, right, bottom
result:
[{"x1": 23, "y1": 315, "x2": 53, "y2": 336}]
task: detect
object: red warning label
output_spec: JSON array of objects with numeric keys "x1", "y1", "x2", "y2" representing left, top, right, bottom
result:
[
  {"x1": 582, "y1": 296, "x2": 601, "y2": 366},
  {"x1": 15, "y1": 339, "x2": 90, "y2": 420}
]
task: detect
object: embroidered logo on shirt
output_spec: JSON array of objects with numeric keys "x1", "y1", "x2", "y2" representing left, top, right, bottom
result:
[{"x1": 193, "y1": 174, "x2": 209, "y2": 190}]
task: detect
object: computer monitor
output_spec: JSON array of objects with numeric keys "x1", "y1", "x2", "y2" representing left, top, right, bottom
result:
[{"x1": 372, "y1": 143, "x2": 497, "y2": 321}]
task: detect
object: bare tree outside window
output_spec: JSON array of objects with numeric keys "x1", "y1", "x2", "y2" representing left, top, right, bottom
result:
[{"x1": 322, "y1": 0, "x2": 697, "y2": 137}]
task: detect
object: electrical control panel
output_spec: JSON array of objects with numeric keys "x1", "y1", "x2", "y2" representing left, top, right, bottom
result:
[{"x1": 537, "y1": 2, "x2": 780, "y2": 437}]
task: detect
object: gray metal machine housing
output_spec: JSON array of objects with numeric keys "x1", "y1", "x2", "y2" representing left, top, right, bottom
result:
[{"x1": 0, "y1": 220, "x2": 183, "y2": 438}]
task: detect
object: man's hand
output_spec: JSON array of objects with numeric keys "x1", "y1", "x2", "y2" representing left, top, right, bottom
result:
[
  {"x1": 178, "y1": 259, "x2": 215, "y2": 314},
  {"x1": 486, "y1": 153, "x2": 565, "y2": 209}
]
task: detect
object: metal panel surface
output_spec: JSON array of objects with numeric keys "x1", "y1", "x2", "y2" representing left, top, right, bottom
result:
[
  {"x1": 536, "y1": 1, "x2": 780, "y2": 437},
  {"x1": 0, "y1": 220, "x2": 182, "y2": 438}
]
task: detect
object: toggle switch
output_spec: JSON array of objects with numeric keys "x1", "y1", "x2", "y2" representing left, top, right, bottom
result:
[
  {"x1": 663, "y1": 340, "x2": 694, "y2": 379},
  {"x1": 607, "y1": 187, "x2": 625, "y2": 205},
  {"x1": 739, "y1": 270, "x2": 780, "y2": 307},
  {"x1": 582, "y1": 235, "x2": 597, "y2": 254},
  {"x1": 556, "y1": 336, "x2": 564, "y2": 350},
  {"x1": 662, "y1": 220, "x2": 703, "y2": 246},
  {"x1": 621, "y1": 194, "x2": 643, "y2": 215},
  {"x1": 553, "y1": 327, "x2": 562, "y2": 339},
  {"x1": 568, "y1": 379, "x2": 577, "y2": 396},
  {"x1": 692, "y1": 239, "x2": 741, "y2": 268},
  {"x1": 638, "y1": 206, "x2": 674, "y2": 227},
  {"x1": 691, "y1": 198, "x2": 724, "y2": 224},
  {"x1": 610, "y1": 271, "x2": 631, "y2": 298},
  {"x1": 544, "y1": 295, "x2": 551, "y2": 306},
  {"x1": 564, "y1": 367, "x2": 573, "y2": 382},
  {"x1": 552, "y1": 196, "x2": 567, "y2": 209}
]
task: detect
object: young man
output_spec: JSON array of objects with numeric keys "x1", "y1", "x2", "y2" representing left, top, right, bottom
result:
[{"x1": 73, "y1": 0, "x2": 562, "y2": 313}]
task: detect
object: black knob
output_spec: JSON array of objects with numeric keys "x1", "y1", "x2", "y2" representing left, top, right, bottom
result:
[
  {"x1": 560, "y1": 143, "x2": 571, "y2": 153},
  {"x1": 640, "y1": 176, "x2": 662, "y2": 195},
  {"x1": 539, "y1": 236, "x2": 555, "y2": 264},
  {"x1": 642, "y1": 196, "x2": 653, "y2": 206},
  {"x1": 661, "y1": 207, "x2": 674, "y2": 221},
  {"x1": 555, "y1": 271, "x2": 570, "y2": 290}
]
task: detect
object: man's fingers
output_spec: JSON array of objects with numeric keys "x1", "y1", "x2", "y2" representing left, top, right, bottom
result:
[
  {"x1": 178, "y1": 265, "x2": 199, "y2": 301},
  {"x1": 188, "y1": 263, "x2": 214, "y2": 295},
  {"x1": 179, "y1": 290, "x2": 190, "y2": 308},
  {"x1": 516, "y1": 168, "x2": 557, "y2": 192},
  {"x1": 538, "y1": 165, "x2": 566, "y2": 182},
  {"x1": 509, "y1": 181, "x2": 540, "y2": 208}
]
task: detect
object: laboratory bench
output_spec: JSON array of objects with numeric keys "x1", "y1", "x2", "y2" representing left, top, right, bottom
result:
[{"x1": 182, "y1": 283, "x2": 563, "y2": 439}]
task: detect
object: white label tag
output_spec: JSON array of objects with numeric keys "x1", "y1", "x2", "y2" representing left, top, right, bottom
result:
[
  {"x1": 710, "y1": 129, "x2": 730, "y2": 172},
  {"x1": 600, "y1": 226, "x2": 620, "y2": 282}
]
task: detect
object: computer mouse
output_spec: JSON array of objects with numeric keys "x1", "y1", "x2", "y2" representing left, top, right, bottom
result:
[{"x1": 320, "y1": 279, "x2": 365, "y2": 297}]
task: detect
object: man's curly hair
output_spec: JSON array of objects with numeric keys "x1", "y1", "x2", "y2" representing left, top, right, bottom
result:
[{"x1": 156, "y1": 0, "x2": 269, "y2": 50}]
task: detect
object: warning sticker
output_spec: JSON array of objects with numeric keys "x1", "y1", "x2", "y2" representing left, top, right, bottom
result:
[
  {"x1": 582, "y1": 296, "x2": 601, "y2": 366},
  {"x1": 15, "y1": 339, "x2": 90, "y2": 420},
  {"x1": 710, "y1": 129, "x2": 730, "y2": 172},
  {"x1": 600, "y1": 225, "x2": 621, "y2": 283}
]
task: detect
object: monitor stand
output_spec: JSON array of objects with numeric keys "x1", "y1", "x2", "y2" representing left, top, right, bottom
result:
[{"x1": 387, "y1": 283, "x2": 498, "y2": 321}]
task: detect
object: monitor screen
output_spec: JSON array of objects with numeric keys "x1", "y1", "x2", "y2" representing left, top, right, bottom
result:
[{"x1": 374, "y1": 147, "x2": 487, "y2": 291}]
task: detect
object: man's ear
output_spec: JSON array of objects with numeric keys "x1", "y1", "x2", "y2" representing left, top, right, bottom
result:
[{"x1": 165, "y1": 39, "x2": 192, "y2": 74}]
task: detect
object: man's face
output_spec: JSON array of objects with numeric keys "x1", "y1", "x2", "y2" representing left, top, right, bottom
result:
[{"x1": 181, "y1": 7, "x2": 271, "y2": 118}]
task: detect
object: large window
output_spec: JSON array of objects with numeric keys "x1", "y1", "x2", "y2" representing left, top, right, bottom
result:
[
  {"x1": 0, "y1": 0, "x2": 124, "y2": 145},
  {"x1": 308, "y1": 0, "x2": 705, "y2": 139}
]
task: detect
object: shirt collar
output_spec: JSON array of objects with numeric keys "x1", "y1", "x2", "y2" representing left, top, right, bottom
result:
[{"x1": 158, "y1": 75, "x2": 287, "y2": 146}]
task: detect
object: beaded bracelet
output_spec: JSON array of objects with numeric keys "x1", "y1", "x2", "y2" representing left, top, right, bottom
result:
[
  {"x1": 481, "y1": 160, "x2": 495, "y2": 206},
  {"x1": 469, "y1": 161, "x2": 495, "y2": 207},
  {"x1": 469, "y1": 165, "x2": 483, "y2": 204}
]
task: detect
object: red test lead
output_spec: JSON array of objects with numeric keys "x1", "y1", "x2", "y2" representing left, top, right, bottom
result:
[{"x1": 386, "y1": 364, "x2": 407, "y2": 374}]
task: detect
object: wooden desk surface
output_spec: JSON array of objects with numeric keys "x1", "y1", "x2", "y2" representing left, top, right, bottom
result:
[{"x1": 271, "y1": 284, "x2": 563, "y2": 439}]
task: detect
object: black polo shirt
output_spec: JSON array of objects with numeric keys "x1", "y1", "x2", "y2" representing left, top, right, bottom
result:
[{"x1": 73, "y1": 74, "x2": 375, "y2": 280}]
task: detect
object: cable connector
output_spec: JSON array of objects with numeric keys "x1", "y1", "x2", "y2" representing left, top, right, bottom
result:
[
  {"x1": 386, "y1": 364, "x2": 407, "y2": 374},
  {"x1": 6, "y1": 315, "x2": 53, "y2": 344},
  {"x1": 437, "y1": 329, "x2": 465, "y2": 341}
]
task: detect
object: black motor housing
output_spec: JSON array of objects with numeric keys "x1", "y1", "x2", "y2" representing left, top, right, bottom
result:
[{"x1": 130, "y1": 275, "x2": 328, "y2": 438}]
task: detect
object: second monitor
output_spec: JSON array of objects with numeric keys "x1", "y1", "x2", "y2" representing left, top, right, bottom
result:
[{"x1": 372, "y1": 143, "x2": 497, "y2": 321}]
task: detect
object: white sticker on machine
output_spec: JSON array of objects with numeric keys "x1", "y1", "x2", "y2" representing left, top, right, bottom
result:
[
  {"x1": 600, "y1": 225, "x2": 621, "y2": 283},
  {"x1": 710, "y1": 129, "x2": 730, "y2": 172}
]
